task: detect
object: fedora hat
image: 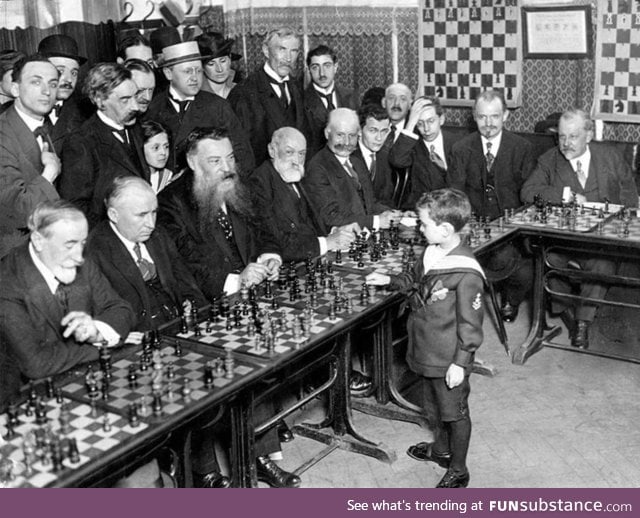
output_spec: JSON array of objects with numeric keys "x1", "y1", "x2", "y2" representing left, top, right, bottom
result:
[
  {"x1": 149, "y1": 26, "x2": 182, "y2": 56},
  {"x1": 37, "y1": 34, "x2": 87, "y2": 65},
  {"x1": 196, "y1": 32, "x2": 241, "y2": 62},
  {"x1": 158, "y1": 41, "x2": 202, "y2": 68}
]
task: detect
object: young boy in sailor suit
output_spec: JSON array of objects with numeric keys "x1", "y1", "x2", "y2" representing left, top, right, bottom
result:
[{"x1": 367, "y1": 188, "x2": 485, "y2": 488}]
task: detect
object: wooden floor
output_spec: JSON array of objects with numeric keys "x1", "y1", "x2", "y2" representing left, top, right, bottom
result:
[{"x1": 272, "y1": 302, "x2": 640, "y2": 488}]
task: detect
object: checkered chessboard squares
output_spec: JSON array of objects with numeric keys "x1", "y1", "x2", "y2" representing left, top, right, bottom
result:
[{"x1": 0, "y1": 399, "x2": 147, "y2": 488}]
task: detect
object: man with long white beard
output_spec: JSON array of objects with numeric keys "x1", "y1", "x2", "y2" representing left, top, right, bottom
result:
[{"x1": 157, "y1": 127, "x2": 282, "y2": 302}]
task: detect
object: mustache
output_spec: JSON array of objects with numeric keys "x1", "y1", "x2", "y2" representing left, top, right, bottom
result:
[{"x1": 58, "y1": 82, "x2": 73, "y2": 89}]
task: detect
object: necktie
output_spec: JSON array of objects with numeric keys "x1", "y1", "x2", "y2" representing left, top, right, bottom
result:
[
  {"x1": 217, "y1": 209, "x2": 234, "y2": 242},
  {"x1": 343, "y1": 160, "x2": 362, "y2": 190},
  {"x1": 369, "y1": 152, "x2": 377, "y2": 180},
  {"x1": 576, "y1": 160, "x2": 587, "y2": 188},
  {"x1": 323, "y1": 91, "x2": 336, "y2": 111},
  {"x1": 33, "y1": 125, "x2": 50, "y2": 141},
  {"x1": 289, "y1": 183, "x2": 301, "y2": 198},
  {"x1": 268, "y1": 77, "x2": 289, "y2": 107},
  {"x1": 55, "y1": 282, "x2": 71, "y2": 313},
  {"x1": 429, "y1": 145, "x2": 447, "y2": 170},
  {"x1": 113, "y1": 128, "x2": 129, "y2": 146},
  {"x1": 169, "y1": 93, "x2": 190, "y2": 115},
  {"x1": 53, "y1": 103, "x2": 63, "y2": 118},
  {"x1": 133, "y1": 243, "x2": 157, "y2": 282},
  {"x1": 485, "y1": 141, "x2": 495, "y2": 171}
]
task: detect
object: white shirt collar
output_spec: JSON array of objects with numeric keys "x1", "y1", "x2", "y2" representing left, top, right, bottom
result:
[
  {"x1": 97, "y1": 109, "x2": 125, "y2": 131},
  {"x1": 313, "y1": 83, "x2": 334, "y2": 96},
  {"x1": 358, "y1": 141, "x2": 376, "y2": 168},
  {"x1": 263, "y1": 62, "x2": 289, "y2": 83},
  {"x1": 14, "y1": 103, "x2": 45, "y2": 132},
  {"x1": 482, "y1": 132, "x2": 503, "y2": 154},
  {"x1": 109, "y1": 222, "x2": 153, "y2": 263},
  {"x1": 168, "y1": 85, "x2": 194, "y2": 102},
  {"x1": 28, "y1": 242, "x2": 60, "y2": 294}
]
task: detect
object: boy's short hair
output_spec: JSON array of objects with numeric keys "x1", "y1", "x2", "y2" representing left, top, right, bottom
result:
[{"x1": 416, "y1": 188, "x2": 471, "y2": 232}]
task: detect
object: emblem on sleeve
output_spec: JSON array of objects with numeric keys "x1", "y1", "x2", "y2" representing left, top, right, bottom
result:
[{"x1": 472, "y1": 293, "x2": 482, "y2": 310}]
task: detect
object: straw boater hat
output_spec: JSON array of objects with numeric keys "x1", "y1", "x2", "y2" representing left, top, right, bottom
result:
[
  {"x1": 158, "y1": 41, "x2": 202, "y2": 68},
  {"x1": 37, "y1": 34, "x2": 87, "y2": 65},
  {"x1": 196, "y1": 32, "x2": 242, "y2": 62}
]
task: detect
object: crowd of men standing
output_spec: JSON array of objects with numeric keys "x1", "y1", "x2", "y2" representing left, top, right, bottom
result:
[{"x1": 1, "y1": 24, "x2": 637, "y2": 487}]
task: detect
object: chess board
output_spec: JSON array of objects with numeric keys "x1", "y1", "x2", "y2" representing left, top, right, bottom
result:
[
  {"x1": 508, "y1": 203, "x2": 623, "y2": 233},
  {"x1": 60, "y1": 341, "x2": 259, "y2": 419},
  {"x1": 0, "y1": 398, "x2": 148, "y2": 488},
  {"x1": 599, "y1": 214, "x2": 640, "y2": 242},
  {"x1": 174, "y1": 300, "x2": 344, "y2": 358},
  {"x1": 327, "y1": 244, "x2": 419, "y2": 276},
  {"x1": 593, "y1": 0, "x2": 640, "y2": 122},
  {"x1": 419, "y1": 0, "x2": 522, "y2": 107},
  {"x1": 463, "y1": 216, "x2": 519, "y2": 252}
]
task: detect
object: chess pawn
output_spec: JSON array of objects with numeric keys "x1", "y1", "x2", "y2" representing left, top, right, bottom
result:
[
  {"x1": 35, "y1": 398, "x2": 48, "y2": 425},
  {"x1": 152, "y1": 392, "x2": 163, "y2": 417},
  {"x1": 45, "y1": 377, "x2": 55, "y2": 399},
  {"x1": 128, "y1": 364, "x2": 139, "y2": 388},
  {"x1": 345, "y1": 296, "x2": 354, "y2": 315},
  {"x1": 174, "y1": 340, "x2": 183, "y2": 357},
  {"x1": 194, "y1": 323, "x2": 202, "y2": 337},
  {"x1": 204, "y1": 361, "x2": 215, "y2": 387},
  {"x1": 58, "y1": 403, "x2": 72, "y2": 435},
  {"x1": 334, "y1": 249, "x2": 342, "y2": 264},
  {"x1": 179, "y1": 314, "x2": 189, "y2": 334},
  {"x1": 55, "y1": 387, "x2": 64, "y2": 405},
  {"x1": 102, "y1": 413, "x2": 112, "y2": 433},
  {"x1": 264, "y1": 279, "x2": 273, "y2": 299}
]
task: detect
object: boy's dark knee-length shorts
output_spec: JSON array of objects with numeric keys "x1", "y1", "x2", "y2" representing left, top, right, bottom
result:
[{"x1": 423, "y1": 375, "x2": 471, "y2": 422}]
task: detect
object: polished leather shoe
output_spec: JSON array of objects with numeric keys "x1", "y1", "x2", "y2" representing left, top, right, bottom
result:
[
  {"x1": 349, "y1": 370, "x2": 373, "y2": 397},
  {"x1": 256, "y1": 456, "x2": 301, "y2": 488},
  {"x1": 436, "y1": 468, "x2": 470, "y2": 488},
  {"x1": 406, "y1": 442, "x2": 451, "y2": 468},
  {"x1": 500, "y1": 301, "x2": 519, "y2": 323},
  {"x1": 277, "y1": 420, "x2": 294, "y2": 443},
  {"x1": 193, "y1": 471, "x2": 231, "y2": 488},
  {"x1": 572, "y1": 320, "x2": 590, "y2": 349}
]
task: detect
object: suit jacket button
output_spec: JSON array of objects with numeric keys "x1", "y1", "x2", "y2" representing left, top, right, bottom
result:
[
  {"x1": 141, "y1": 310, "x2": 147, "y2": 316},
  {"x1": 290, "y1": 223, "x2": 295, "y2": 228}
]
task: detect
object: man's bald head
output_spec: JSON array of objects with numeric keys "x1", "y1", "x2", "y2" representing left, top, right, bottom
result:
[
  {"x1": 269, "y1": 127, "x2": 307, "y2": 182},
  {"x1": 325, "y1": 108, "x2": 360, "y2": 158}
]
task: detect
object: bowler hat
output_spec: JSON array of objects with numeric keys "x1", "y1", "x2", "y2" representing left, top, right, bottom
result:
[
  {"x1": 0, "y1": 50, "x2": 26, "y2": 75},
  {"x1": 158, "y1": 41, "x2": 202, "y2": 68},
  {"x1": 149, "y1": 26, "x2": 182, "y2": 56},
  {"x1": 37, "y1": 34, "x2": 87, "y2": 65},
  {"x1": 196, "y1": 32, "x2": 241, "y2": 62}
]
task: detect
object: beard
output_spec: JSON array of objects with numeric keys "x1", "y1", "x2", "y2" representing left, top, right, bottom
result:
[{"x1": 193, "y1": 172, "x2": 253, "y2": 236}]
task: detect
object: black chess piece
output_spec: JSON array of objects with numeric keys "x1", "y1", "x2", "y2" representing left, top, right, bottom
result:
[
  {"x1": 174, "y1": 340, "x2": 183, "y2": 357},
  {"x1": 51, "y1": 438, "x2": 64, "y2": 472},
  {"x1": 180, "y1": 314, "x2": 188, "y2": 334},
  {"x1": 128, "y1": 364, "x2": 138, "y2": 388},
  {"x1": 204, "y1": 362, "x2": 214, "y2": 387},
  {"x1": 67, "y1": 437, "x2": 80, "y2": 463},
  {"x1": 45, "y1": 377, "x2": 55, "y2": 399},
  {"x1": 128, "y1": 404, "x2": 140, "y2": 427},
  {"x1": 35, "y1": 399, "x2": 48, "y2": 425},
  {"x1": 58, "y1": 403, "x2": 72, "y2": 435},
  {"x1": 152, "y1": 392, "x2": 163, "y2": 417}
]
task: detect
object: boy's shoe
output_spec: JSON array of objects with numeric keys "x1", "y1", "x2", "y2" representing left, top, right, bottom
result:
[
  {"x1": 436, "y1": 468, "x2": 470, "y2": 488},
  {"x1": 406, "y1": 442, "x2": 451, "y2": 468}
]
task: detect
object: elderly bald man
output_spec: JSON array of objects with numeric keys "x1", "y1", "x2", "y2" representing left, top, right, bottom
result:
[
  {"x1": 249, "y1": 126, "x2": 357, "y2": 262},
  {"x1": 302, "y1": 108, "x2": 401, "y2": 231}
]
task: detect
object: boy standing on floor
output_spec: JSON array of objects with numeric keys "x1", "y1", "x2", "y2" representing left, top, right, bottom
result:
[{"x1": 366, "y1": 188, "x2": 485, "y2": 488}]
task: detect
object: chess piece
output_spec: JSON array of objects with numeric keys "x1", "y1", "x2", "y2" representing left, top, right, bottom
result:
[
  {"x1": 45, "y1": 377, "x2": 55, "y2": 399},
  {"x1": 102, "y1": 413, "x2": 112, "y2": 432},
  {"x1": 174, "y1": 340, "x2": 183, "y2": 357},
  {"x1": 58, "y1": 403, "x2": 72, "y2": 435},
  {"x1": 67, "y1": 437, "x2": 80, "y2": 463},
  {"x1": 182, "y1": 379, "x2": 192, "y2": 401},
  {"x1": 240, "y1": 282, "x2": 249, "y2": 302},
  {"x1": 152, "y1": 392, "x2": 163, "y2": 417},
  {"x1": 204, "y1": 362, "x2": 214, "y2": 387},
  {"x1": 23, "y1": 435, "x2": 36, "y2": 475},
  {"x1": 35, "y1": 398, "x2": 48, "y2": 425},
  {"x1": 180, "y1": 314, "x2": 189, "y2": 334},
  {"x1": 194, "y1": 323, "x2": 202, "y2": 337},
  {"x1": 224, "y1": 349, "x2": 234, "y2": 379},
  {"x1": 128, "y1": 364, "x2": 138, "y2": 388},
  {"x1": 55, "y1": 388, "x2": 64, "y2": 405},
  {"x1": 128, "y1": 404, "x2": 140, "y2": 427},
  {"x1": 51, "y1": 438, "x2": 64, "y2": 472},
  {"x1": 264, "y1": 279, "x2": 273, "y2": 299}
]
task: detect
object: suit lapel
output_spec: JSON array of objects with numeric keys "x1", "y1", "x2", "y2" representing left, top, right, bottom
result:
[
  {"x1": 257, "y1": 70, "x2": 290, "y2": 128},
  {"x1": 7, "y1": 107, "x2": 42, "y2": 174},
  {"x1": 94, "y1": 118, "x2": 141, "y2": 177}
]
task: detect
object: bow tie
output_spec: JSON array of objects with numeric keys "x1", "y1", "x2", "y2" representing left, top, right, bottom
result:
[
  {"x1": 169, "y1": 93, "x2": 191, "y2": 115},
  {"x1": 52, "y1": 103, "x2": 63, "y2": 118}
]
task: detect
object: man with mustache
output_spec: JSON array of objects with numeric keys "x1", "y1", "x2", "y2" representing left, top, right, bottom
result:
[
  {"x1": 0, "y1": 54, "x2": 61, "y2": 258},
  {"x1": 37, "y1": 35, "x2": 91, "y2": 154},
  {"x1": 381, "y1": 83, "x2": 413, "y2": 149},
  {"x1": 60, "y1": 63, "x2": 148, "y2": 227},
  {"x1": 0, "y1": 200, "x2": 134, "y2": 411},
  {"x1": 303, "y1": 45, "x2": 358, "y2": 159},
  {"x1": 303, "y1": 108, "x2": 400, "y2": 230},
  {"x1": 521, "y1": 108, "x2": 639, "y2": 349},
  {"x1": 228, "y1": 27, "x2": 307, "y2": 165},
  {"x1": 448, "y1": 90, "x2": 535, "y2": 324},
  {"x1": 158, "y1": 128, "x2": 301, "y2": 488},
  {"x1": 145, "y1": 40, "x2": 254, "y2": 176}
]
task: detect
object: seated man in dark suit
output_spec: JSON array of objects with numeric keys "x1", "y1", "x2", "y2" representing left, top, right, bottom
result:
[
  {"x1": 0, "y1": 54, "x2": 60, "y2": 258},
  {"x1": 449, "y1": 90, "x2": 535, "y2": 322},
  {"x1": 0, "y1": 200, "x2": 134, "y2": 410},
  {"x1": 522, "y1": 108, "x2": 639, "y2": 349},
  {"x1": 249, "y1": 126, "x2": 356, "y2": 262},
  {"x1": 158, "y1": 127, "x2": 299, "y2": 487},
  {"x1": 60, "y1": 62, "x2": 148, "y2": 227},
  {"x1": 351, "y1": 104, "x2": 396, "y2": 208},
  {"x1": 389, "y1": 96, "x2": 453, "y2": 209},
  {"x1": 303, "y1": 108, "x2": 401, "y2": 231},
  {"x1": 86, "y1": 176, "x2": 229, "y2": 488}
]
